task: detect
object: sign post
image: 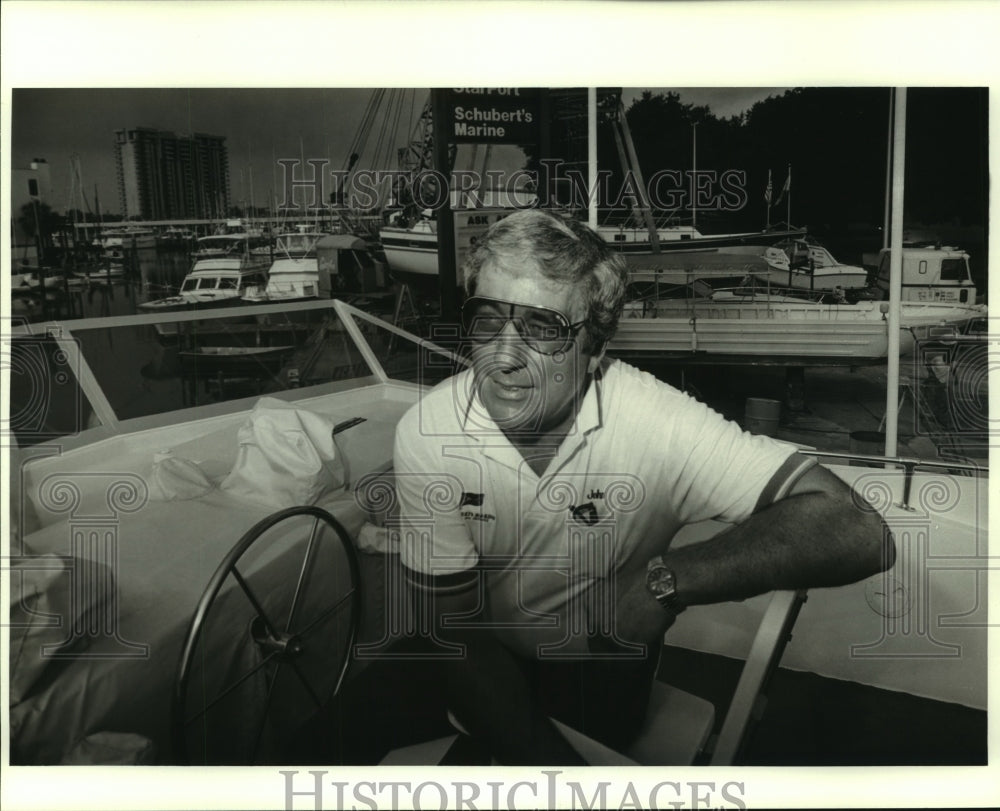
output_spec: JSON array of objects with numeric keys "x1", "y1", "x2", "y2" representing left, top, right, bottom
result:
[
  {"x1": 432, "y1": 88, "x2": 543, "y2": 321},
  {"x1": 430, "y1": 89, "x2": 458, "y2": 320}
]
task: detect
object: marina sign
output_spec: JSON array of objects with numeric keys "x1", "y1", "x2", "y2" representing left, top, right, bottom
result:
[{"x1": 445, "y1": 88, "x2": 541, "y2": 144}]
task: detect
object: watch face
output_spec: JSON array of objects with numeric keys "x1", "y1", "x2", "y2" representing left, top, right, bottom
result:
[{"x1": 646, "y1": 567, "x2": 674, "y2": 595}]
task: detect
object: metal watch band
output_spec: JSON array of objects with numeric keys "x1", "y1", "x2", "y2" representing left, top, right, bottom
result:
[{"x1": 646, "y1": 555, "x2": 686, "y2": 614}]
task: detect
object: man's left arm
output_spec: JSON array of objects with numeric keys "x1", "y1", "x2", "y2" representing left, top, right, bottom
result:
[{"x1": 614, "y1": 455, "x2": 895, "y2": 645}]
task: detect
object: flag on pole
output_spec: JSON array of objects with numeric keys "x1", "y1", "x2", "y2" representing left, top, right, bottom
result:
[
  {"x1": 775, "y1": 168, "x2": 791, "y2": 205},
  {"x1": 764, "y1": 170, "x2": 773, "y2": 205}
]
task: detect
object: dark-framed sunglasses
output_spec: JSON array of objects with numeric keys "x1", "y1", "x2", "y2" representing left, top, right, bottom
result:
[{"x1": 461, "y1": 296, "x2": 587, "y2": 356}]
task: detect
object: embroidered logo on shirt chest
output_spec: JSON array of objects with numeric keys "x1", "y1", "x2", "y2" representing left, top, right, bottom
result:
[
  {"x1": 460, "y1": 491, "x2": 495, "y2": 522},
  {"x1": 569, "y1": 502, "x2": 599, "y2": 526}
]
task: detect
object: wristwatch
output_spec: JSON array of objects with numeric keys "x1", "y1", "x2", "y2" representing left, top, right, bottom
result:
[{"x1": 646, "y1": 555, "x2": 686, "y2": 615}]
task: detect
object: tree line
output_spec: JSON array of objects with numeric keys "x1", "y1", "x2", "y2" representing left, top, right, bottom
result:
[{"x1": 528, "y1": 87, "x2": 988, "y2": 239}]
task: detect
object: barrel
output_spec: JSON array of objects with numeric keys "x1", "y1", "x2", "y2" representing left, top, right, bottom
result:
[{"x1": 745, "y1": 398, "x2": 781, "y2": 436}]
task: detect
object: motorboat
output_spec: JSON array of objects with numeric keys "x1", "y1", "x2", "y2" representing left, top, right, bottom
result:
[
  {"x1": 156, "y1": 227, "x2": 198, "y2": 249},
  {"x1": 6, "y1": 297, "x2": 988, "y2": 771},
  {"x1": 764, "y1": 236, "x2": 871, "y2": 290},
  {"x1": 138, "y1": 263, "x2": 268, "y2": 313},
  {"x1": 241, "y1": 227, "x2": 324, "y2": 303},
  {"x1": 125, "y1": 227, "x2": 158, "y2": 249},
  {"x1": 92, "y1": 227, "x2": 126, "y2": 250},
  {"x1": 177, "y1": 344, "x2": 299, "y2": 379},
  {"x1": 242, "y1": 231, "x2": 386, "y2": 303},
  {"x1": 621, "y1": 239, "x2": 871, "y2": 294},
  {"x1": 10, "y1": 268, "x2": 69, "y2": 292},
  {"x1": 139, "y1": 234, "x2": 274, "y2": 312},
  {"x1": 93, "y1": 226, "x2": 157, "y2": 251},
  {"x1": 611, "y1": 282, "x2": 987, "y2": 364},
  {"x1": 190, "y1": 233, "x2": 273, "y2": 268}
]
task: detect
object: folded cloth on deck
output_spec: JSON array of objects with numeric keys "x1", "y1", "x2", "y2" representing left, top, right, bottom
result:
[
  {"x1": 220, "y1": 397, "x2": 345, "y2": 509},
  {"x1": 149, "y1": 450, "x2": 214, "y2": 501}
]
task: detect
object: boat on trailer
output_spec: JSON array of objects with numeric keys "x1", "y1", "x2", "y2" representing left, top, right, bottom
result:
[
  {"x1": 611, "y1": 279, "x2": 986, "y2": 365},
  {"x1": 379, "y1": 208, "x2": 809, "y2": 287}
]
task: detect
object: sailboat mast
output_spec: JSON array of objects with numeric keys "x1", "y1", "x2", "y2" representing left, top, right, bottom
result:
[
  {"x1": 248, "y1": 142, "x2": 255, "y2": 230},
  {"x1": 588, "y1": 88, "x2": 598, "y2": 230},
  {"x1": 616, "y1": 97, "x2": 660, "y2": 253},
  {"x1": 692, "y1": 122, "x2": 698, "y2": 229},
  {"x1": 882, "y1": 90, "x2": 894, "y2": 250},
  {"x1": 786, "y1": 164, "x2": 792, "y2": 227}
]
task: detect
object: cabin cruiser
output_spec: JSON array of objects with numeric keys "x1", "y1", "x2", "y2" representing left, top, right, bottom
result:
[
  {"x1": 6, "y1": 298, "x2": 987, "y2": 774},
  {"x1": 138, "y1": 264, "x2": 268, "y2": 313},
  {"x1": 190, "y1": 234, "x2": 272, "y2": 267},
  {"x1": 139, "y1": 234, "x2": 274, "y2": 312},
  {"x1": 241, "y1": 227, "x2": 324, "y2": 303},
  {"x1": 242, "y1": 232, "x2": 386, "y2": 303},
  {"x1": 92, "y1": 226, "x2": 157, "y2": 251}
]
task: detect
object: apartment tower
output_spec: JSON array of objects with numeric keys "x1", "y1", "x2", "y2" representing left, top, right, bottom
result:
[{"x1": 114, "y1": 127, "x2": 229, "y2": 220}]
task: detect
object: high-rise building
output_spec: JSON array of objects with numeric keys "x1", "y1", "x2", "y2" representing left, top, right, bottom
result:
[{"x1": 114, "y1": 127, "x2": 230, "y2": 220}]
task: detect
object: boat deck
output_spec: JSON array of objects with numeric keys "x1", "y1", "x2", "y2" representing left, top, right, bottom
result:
[{"x1": 629, "y1": 357, "x2": 989, "y2": 463}]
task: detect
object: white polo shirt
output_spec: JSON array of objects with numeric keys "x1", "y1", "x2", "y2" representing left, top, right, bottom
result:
[{"x1": 393, "y1": 359, "x2": 813, "y2": 657}]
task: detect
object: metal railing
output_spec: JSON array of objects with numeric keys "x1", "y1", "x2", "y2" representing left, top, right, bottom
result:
[{"x1": 802, "y1": 449, "x2": 987, "y2": 511}]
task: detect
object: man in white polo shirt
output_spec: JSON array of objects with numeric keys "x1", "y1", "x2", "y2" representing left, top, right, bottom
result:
[{"x1": 392, "y1": 209, "x2": 893, "y2": 765}]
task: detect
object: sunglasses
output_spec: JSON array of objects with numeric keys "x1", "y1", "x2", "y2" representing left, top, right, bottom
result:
[{"x1": 461, "y1": 296, "x2": 587, "y2": 356}]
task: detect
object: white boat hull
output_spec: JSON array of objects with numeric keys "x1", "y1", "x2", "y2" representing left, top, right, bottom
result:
[
  {"x1": 379, "y1": 225, "x2": 441, "y2": 282},
  {"x1": 139, "y1": 257, "x2": 270, "y2": 312},
  {"x1": 626, "y1": 245, "x2": 871, "y2": 292},
  {"x1": 610, "y1": 296, "x2": 986, "y2": 363},
  {"x1": 756, "y1": 265, "x2": 871, "y2": 291}
]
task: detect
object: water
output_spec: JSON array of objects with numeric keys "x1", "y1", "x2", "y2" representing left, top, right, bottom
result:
[
  {"x1": 11, "y1": 245, "x2": 195, "y2": 324},
  {"x1": 7, "y1": 246, "x2": 451, "y2": 447}
]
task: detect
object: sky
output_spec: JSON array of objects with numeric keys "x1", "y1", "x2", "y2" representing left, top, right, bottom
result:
[{"x1": 10, "y1": 87, "x2": 788, "y2": 217}]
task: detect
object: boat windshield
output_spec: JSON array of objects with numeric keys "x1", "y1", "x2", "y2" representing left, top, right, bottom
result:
[
  {"x1": 277, "y1": 234, "x2": 319, "y2": 257},
  {"x1": 7, "y1": 300, "x2": 468, "y2": 449}
]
